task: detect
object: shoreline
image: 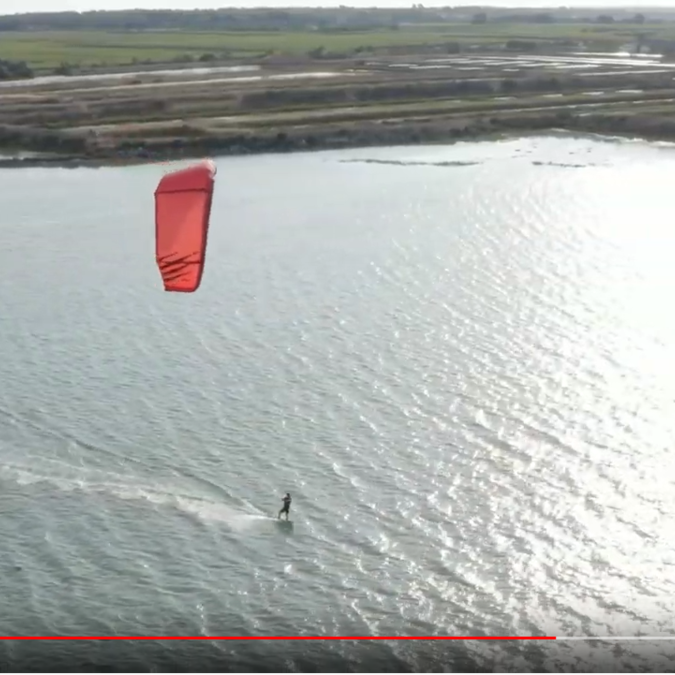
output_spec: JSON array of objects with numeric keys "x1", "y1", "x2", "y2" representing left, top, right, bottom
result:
[
  {"x1": 4, "y1": 48, "x2": 675, "y2": 169},
  {"x1": 1, "y1": 112, "x2": 673, "y2": 170}
]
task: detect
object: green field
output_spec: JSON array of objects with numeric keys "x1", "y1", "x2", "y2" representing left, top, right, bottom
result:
[
  {"x1": 2, "y1": 28, "x2": 455, "y2": 69},
  {"x1": 2, "y1": 22, "x2": 675, "y2": 71}
]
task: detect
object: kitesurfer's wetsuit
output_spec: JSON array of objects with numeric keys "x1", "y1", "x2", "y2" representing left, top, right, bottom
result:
[{"x1": 278, "y1": 494, "x2": 291, "y2": 520}]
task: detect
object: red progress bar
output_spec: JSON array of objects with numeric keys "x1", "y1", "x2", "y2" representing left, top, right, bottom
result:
[{"x1": 0, "y1": 636, "x2": 557, "y2": 641}]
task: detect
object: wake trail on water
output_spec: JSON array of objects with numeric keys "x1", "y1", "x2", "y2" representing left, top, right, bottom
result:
[
  {"x1": 0, "y1": 459, "x2": 278, "y2": 533},
  {"x1": 0, "y1": 406, "x2": 285, "y2": 531}
]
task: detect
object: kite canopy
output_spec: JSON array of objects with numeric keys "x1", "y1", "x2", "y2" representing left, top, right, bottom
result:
[{"x1": 154, "y1": 159, "x2": 217, "y2": 293}]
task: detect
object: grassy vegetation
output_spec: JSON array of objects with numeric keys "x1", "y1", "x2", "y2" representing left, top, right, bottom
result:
[
  {"x1": 417, "y1": 21, "x2": 675, "y2": 40},
  {"x1": 0, "y1": 28, "x2": 447, "y2": 69},
  {"x1": 190, "y1": 89, "x2": 675, "y2": 129},
  {"x1": 3, "y1": 21, "x2": 675, "y2": 71}
]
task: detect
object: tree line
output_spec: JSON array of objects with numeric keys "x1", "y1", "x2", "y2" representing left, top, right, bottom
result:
[{"x1": 0, "y1": 7, "x2": 670, "y2": 33}]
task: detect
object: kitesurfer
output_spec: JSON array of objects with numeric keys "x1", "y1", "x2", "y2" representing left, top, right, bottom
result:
[{"x1": 278, "y1": 493, "x2": 291, "y2": 520}]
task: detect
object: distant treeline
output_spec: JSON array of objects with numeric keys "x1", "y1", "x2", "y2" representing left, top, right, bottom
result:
[{"x1": 0, "y1": 7, "x2": 671, "y2": 32}]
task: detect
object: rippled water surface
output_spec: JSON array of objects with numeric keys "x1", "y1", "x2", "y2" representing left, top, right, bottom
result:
[{"x1": 1, "y1": 134, "x2": 675, "y2": 671}]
